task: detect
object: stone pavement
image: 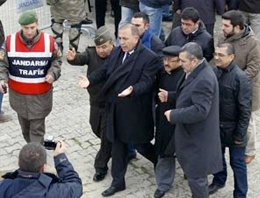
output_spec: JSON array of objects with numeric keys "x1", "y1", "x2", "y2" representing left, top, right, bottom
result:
[{"x1": 1, "y1": 14, "x2": 260, "y2": 198}]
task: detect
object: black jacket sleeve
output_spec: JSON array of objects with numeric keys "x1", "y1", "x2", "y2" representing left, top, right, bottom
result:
[{"x1": 234, "y1": 73, "x2": 252, "y2": 143}]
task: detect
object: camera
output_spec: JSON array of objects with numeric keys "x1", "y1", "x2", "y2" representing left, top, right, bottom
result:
[{"x1": 43, "y1": 135, "x2": 57, "y2": 150}]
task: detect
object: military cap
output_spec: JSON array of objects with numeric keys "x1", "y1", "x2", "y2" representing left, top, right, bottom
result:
[
  {"x1": 19, "y1": 10, "x2": 38, "y2": 26},
  {"x1": 94, "y1": 26, "x2": 114, "y2": 46},
  {"x1": 162, "y1": 46, "x2": 182, "y2": 57}
]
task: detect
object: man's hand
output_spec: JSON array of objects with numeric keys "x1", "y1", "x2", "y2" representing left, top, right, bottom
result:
[
  {"x1": 66, "y1": 47, "x2": 76, "y2": 61},
  {"x1": 78, "y1": 75, "x2": 90, "y2": 89},
  {"x1": 45, "y1": 74, "x2": 54, "y2": 84},
  {"x1": 54, "y1": 140, "x2": 66, "y2": 157},
  {"x1": 0, "y1": 80, "x2": 7, "y2": 94},
  {"x1": 234, "y1": 140, "x2": 243, "y2": 145},
  {"x1": 158, "y1": 88, "x2": 168, "y2": 103},
  {"x1": 164, "y1": 110, "x2": 171, "y2": 122},
  {"x1": 118, "y1": 86, "x2": 133, "y2": 97},
  {"x1": 176, "y1": 9, "x2": 181, "y2": 14}
]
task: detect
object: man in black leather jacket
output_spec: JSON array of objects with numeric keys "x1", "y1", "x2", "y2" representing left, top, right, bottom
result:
[{"x1": 208, "y1": 43, "x2": 252, "y2": 198}]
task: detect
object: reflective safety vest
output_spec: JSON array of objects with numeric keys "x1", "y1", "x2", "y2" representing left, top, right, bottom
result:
[{"x1": 6, "y1": 32, "x2": 54, "y2": 95}]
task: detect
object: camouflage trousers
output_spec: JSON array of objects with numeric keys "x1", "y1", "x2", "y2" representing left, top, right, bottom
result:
[{"x1": 51, "y1": 18, "x2": 82, "y2": 52}]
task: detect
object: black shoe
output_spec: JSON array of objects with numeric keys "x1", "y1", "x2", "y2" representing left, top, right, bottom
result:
[
  {"x1": 154, "y1": 189, "x2": 165, "y2": 198},
  {"x1": 102, "y1": 185, "x2": 126, "y2": 197},
  {"x1": 208, "y1": 183, "x2": 225, "y2": 195},
  {"x1": 82, "y1": 18, "x2": 93, "y2": 24},
  {"x1": 93, "y1": 172, "x2": 106, "y2": 182}
]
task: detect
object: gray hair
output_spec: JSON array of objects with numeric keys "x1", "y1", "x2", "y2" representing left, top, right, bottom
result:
[
  {"x1": 181, "y1": 42, "x2": 203, "y2": 60},
  {"x1": 19, "y1": 142, "x2": 47, "y2": 172},
  {"x1": 119, "y1": 24, "x2": 140, "y2": 37}
]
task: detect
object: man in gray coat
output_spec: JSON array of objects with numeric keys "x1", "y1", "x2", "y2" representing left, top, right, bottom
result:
[{"x1": 164, "y1": 42, "x2": 222, "y2": 198}]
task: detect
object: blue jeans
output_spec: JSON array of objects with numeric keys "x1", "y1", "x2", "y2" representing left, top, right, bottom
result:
[
  {"x1": 213, "y1": 146, "x2": 247, "y2": 198},
  {"x1": 139, "y1": 2, "x2": 163, "y2": 37},
  {"x1": 162, "y1": 5, "x2": 170, "y2": 17},
  {"x1": 119, "y1": 6, "x2": 135, "y2": 29},
  {"x1": 0, "y1": 93, "x2": 3, "y2": 113}
]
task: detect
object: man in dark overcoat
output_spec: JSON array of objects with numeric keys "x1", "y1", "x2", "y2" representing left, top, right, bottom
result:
[
  {"x1": 78, "y1": 24, "x2": 161, "y2": 197},
  {"x1": 153, "y1": 45, "x2": 184, "y2": 198},
  {"x1": 164, "y1": 42, "x2": 222, "y2": 198}
]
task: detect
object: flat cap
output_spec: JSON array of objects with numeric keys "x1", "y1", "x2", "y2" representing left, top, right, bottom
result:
[
  {"x1": 162, "y1": 46, "x2": 182, "y2": 57},
  {"x1": 94, "y1": 26, "x2": 114, "y2": 46},
  {"x1": 19, "y1": 10, "x2": 38, "y2": 26}
]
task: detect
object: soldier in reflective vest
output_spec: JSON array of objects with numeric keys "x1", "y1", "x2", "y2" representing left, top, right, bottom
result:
[{"x1": 0, "y1": 10, "x2": 62, "y2": 143}]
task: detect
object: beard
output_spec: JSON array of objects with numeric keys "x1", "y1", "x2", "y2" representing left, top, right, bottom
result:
[{"x1": 223, "y1": 29, "x2": 235, "y2": 38}]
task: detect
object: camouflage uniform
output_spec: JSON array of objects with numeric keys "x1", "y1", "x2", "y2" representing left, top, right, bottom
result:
[{"x1": 48, "y1": 0, "x2": 86, "y2": 51}]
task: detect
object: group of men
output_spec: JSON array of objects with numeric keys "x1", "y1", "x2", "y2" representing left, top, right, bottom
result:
[
  {"x1": 74, "y1": 7, "x2": 259, "y2": 198},
  {"x1": 0, "y1": 2, "x2": 260, "y2": 198}
]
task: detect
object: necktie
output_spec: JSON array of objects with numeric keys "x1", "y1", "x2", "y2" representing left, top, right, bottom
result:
[{"x1": 123, "y1": 52, "x2": 130, "y2": 63}]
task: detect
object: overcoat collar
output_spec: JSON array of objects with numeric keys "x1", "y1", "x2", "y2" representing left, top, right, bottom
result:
[
  {"x1": 98, "y1": 41, "x2": 144, "y2": 99},
  {"x1": 177, "y1": 59, "x2": 208, "y2": 92}
]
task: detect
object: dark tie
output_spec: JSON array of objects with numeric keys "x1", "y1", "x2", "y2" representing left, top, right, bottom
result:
[{"x1": 123, "y1": 52, "x2": 130, "y2": 63}]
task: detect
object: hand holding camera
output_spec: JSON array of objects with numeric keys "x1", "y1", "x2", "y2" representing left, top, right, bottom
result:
[
  {"x1": 43, "y1": 136, "x2": 66, "y2": 156},
  {"x1": 54, "y1": 140, "x2": 66, "y2": 156}
]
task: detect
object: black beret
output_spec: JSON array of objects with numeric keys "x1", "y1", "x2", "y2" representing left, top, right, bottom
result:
[{"x1": 162, "y1": 46, "x2": 182, "y2": 57}]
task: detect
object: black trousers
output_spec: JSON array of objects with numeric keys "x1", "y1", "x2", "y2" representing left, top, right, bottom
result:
[
  {"x1": 111, "y1": 139, "x2": 157, "y2": 188},
  {"x1": 226, "y1": 0, "x2": 240, "y2": 10},
  {"x1": 95, "y1": 0, "x2": 121, "y2": 37},
  {"x1": 90, "y1": 106, "x2": 112, "y2": 174}
]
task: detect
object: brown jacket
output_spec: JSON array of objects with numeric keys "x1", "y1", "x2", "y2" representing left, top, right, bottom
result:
[{"x1": 218, "y1": 25, "x2": 260, "y2": 111}]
